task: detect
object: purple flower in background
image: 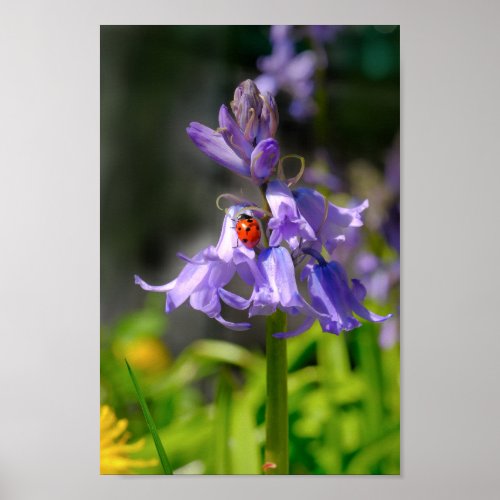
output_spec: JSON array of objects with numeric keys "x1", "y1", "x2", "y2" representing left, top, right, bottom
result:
[
  {"x1": 355, "y1": 252, "x2": 400, "y2": 304},
  {"x1": 382, "y1": 135, "x2": 400, "y2": 253},
  {"x1": 256, "y1": 25, "x2": 319, "y2": 119},
  {"x1": 307, "y1": 25, "x2": 343, "y2": 44},
  {"x1": 379, "y1": 317, "x2": 399, "y2": 349},
  {"x1": 255, "y1": 25, "x2": 342, "y2": 120},
  {"x1": 187, "y1": 80, "x2": 279, "y2": 183},
  {"x1": 275, "y1": 249, "x2": 392, "y2": 338}
]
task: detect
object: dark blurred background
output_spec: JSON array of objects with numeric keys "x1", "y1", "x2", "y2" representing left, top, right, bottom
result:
[{"x1": 100, "y1": 25, "x2": 400, "y2": 354}]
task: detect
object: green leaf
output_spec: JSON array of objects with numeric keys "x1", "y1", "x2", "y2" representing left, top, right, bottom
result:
[
  {"x1": 230, "y1": 386, "x2": 262, "y2": 474},
  {"x1": 345, "y1": 426, "x2": 400, "y2": 474},
  {"x1": 213, "y1": 370, "x2": 233, "y2": 474},
  {"x1": 125, "y1": 359, "x2": 174, "y2": 474}
]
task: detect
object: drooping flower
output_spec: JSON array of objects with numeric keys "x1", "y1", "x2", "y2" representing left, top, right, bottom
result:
[
  {"x1": 137, "y1": 76, "x2": 394, "y2": 341},
  {"x1": 274, "y1": 249, "x2": 391, "y2": 338},
  {"x1": 186, "y1": 80, "x2": 279, "y2": 184},
  {"x1": 293, "y1": 187, "x2": 369, "y2": 253},
  {"x1": 134, "y1": 205, "x2": 256, "y2": 331},
  {"x1": 220, "y1": 246, "x2": 319, "y2": 319},
  {"x1": 100, "y1": 405, "x2": 158, "y2": 474},
  {"x1": 266, "y1": 180, "x2": 316, "y2": 250}
]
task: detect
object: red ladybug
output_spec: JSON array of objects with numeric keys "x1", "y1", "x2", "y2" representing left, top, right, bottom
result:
[{"x1": 235, "y1": 213, "x2": 261, "y2": 249}]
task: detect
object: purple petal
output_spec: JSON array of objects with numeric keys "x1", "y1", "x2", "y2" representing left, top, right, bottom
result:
[
  {"x1": 294, "y1": 188, "x2": 368, "y2": 252},
  {"x1": 327, "y1": 199, "x2": 369, "y2": 228},
  {"x1": 259, "y1": 247, "x2": 297, "y2": 307},
  {"x1": 351, "y1": 279, "x2": 367, "y2": 302},
  {"x1": 218, "y1": 105, "x2": 253, "y2": 162},
  {"x1": 218, "y1": 288, "x2": 251, "y2": 310},
  {"x1": 134, "y1": 274, "x2": 176, "y2": 293},
  {"x1": 207, "y1": 260, "x2": 235, "y2": 288},
  {"x1": 306, "y1": 258, "x2": 391, "y2": 335},
  {"x1": 266, "y1": 180, "x2": 316, "y2": 250},
  {"x1": 230, "y1": 80, "x2": 262, "y2": 142},
  {"x1": 273, "y1": 316, "x2": 315, "y2": 339},
  {"x1": 215, "y1": 205, "x2": 255, "y2": 263},
  {"x1": 257, "y1": 92, "x2": 279, "y2": 141},
  {"x1": 214, "y1": 314, "x2": 252, "y2": 331},
  {"x1": 165, "y1": 262, "x2": 210, "y2": 313},
  {"x1": 186, "y1": 122, "x2": 250, "y2": 177},
  {"x1": 250, "y1": 138, "x2": 279, "y2": 184},
  {"x1": 349, "y1": 295, "x2": 392, "y2": 323},
  {"x1": 190, "y1": 287, "x2": 220, "y2": 316}
]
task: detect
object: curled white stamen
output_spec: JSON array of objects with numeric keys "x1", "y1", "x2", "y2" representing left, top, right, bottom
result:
[
  {"x1": 277, "y1": 155, "x2": 306, "y2": 186},
  {"x1": 215, "y1": 193, "x2": 252, "y2": 212}
]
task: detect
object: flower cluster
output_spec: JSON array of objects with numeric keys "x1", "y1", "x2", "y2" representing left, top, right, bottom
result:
[
  {"x1": 135, "y1": 79, "x2": 390, "y2": 338},
  {"x1": 255, "y1": 25, "x2": 342, "y2": 119}
]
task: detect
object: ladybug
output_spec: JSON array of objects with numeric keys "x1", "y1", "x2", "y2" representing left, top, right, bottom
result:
[{"x1": 235, "y1": 213, "x2": 261, "y2": 249}]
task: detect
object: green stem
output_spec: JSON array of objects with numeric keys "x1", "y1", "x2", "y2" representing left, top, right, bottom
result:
[{"x1": 264, "y1": 310, "x2": 289, "y2": 474}]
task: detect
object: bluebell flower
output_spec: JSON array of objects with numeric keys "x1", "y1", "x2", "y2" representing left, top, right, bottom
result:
[
  {"x1": 265, "y1": 180, "x2": 316, "y2": 250},
  {"x1": 138, "y1": 76, "x2": 393, "y2": 340},
  {"x1": 293, "y1": 187, "x2": 369, "y2": 254},
  {"x1": 219, "y1": 246, "x2": 320, "y2": 319},
  {"x1": 274, "y1": 249, "x2": 391, "y2": 338},
  {"x1": 134, "y1": 205, "x2": 256, "y2": 331},
  {"x1": 186, "y1": 81, "x2": 279, "y2": 184}
]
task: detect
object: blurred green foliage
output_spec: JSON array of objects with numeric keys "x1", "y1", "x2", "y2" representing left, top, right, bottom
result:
[{"x1": 101, "y1": 300, "x2": 399, "y2": 474}]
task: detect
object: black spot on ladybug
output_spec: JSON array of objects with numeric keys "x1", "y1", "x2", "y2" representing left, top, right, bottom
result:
[
  {"x1": 242, "y1": 238, "x2": 248, "y2": 243},
  {"x1": 245, "y1": 227, "x2": 251, "y2": 232},
  {"x1": 247, "y1": 219, "x2": 253, "y2": 223},
  {"x1": 237, "y1": 227, "x2": 241, "y2": 231}
]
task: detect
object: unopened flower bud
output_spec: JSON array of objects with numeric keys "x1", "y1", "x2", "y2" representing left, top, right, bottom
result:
[
  {"x1": 250, "y1": 139, "x2": 279, "y2": 184},
  {"x1": 231, "y1": 79, "x2": 263, "y2": 143},
  {"x1": 257, "y1": 92, "x2": 279, "y2": 141}
]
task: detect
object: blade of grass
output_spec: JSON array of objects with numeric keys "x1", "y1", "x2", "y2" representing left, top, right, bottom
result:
[{"x1": 125, "y1": 359, "x2": 173, "y2": 474}]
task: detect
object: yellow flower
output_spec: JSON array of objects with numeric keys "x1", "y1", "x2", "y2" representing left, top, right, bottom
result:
[
  {"x1": 113, "y1": 337, "x2": 171, "y2": 375},
  {"x1": 100, "y1": 404, "x2": 158, "y2": 474}
]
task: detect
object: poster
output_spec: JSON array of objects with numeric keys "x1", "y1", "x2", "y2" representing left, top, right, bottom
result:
[{"x1": 100, "y1": 25, "x2": 400, "y2": 475}]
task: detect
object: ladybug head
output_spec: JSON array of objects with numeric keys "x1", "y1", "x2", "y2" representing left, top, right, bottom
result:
[{"x1": 236, "y1": 213, "x2": 253, "y2": 221}]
